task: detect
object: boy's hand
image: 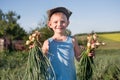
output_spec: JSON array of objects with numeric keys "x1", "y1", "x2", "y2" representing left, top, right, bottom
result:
[
  {"x1": 29, "y1": 44, "x2": 34, "y2": 49},
  {"x1": 88, "y1": 50, "x2": 95, "y2": 57}
]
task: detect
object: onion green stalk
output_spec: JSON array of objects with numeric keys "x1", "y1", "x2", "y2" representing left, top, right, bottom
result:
[
  {"x1": 23, "y1": 31, "x2": 56, "y2": 80},
  {"x1": 79, "y1": 48, "x2": 94, "y2": 80},
  {"x1": 79, "y1": 32, "x2": 105, "y2": 80}
]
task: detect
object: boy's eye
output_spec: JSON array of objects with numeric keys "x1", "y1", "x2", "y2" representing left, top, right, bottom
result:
[
  {"x1": 53, "y1": 21, "x2": 66, "y2": 24},
  {"x1": 54, "y1": 21, "x2": 57, "y2": 23},
  {"x1": 61, "y1": 21, "x2": 65, "y2": 23}
]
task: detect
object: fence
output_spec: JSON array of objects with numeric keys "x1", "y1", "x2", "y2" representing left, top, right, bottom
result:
[
  {"x1": 0, "y1": 38, "x2": 26, "y2": 51},
  {"x1": 0, "y1": 38, "x2": 4, "y2": 51}
]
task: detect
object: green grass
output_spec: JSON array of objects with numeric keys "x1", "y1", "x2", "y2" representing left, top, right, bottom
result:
[
  {"x1": 76, "y1": 49, "x2": 120, "y2": 80},
  {"x1": 93, "y1": 49, "x2": 120, "y2": 80},
  {"x1": 0, "y1": 51, "x2": 28, "y2": 80}
]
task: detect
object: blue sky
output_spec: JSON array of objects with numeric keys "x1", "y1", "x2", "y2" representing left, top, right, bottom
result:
[{"x1": 0, "y1": 0, "x2": 120, "y2": 35}]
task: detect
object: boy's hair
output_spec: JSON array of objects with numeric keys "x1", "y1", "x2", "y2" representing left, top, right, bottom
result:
[{"x1": 47, "y1": 7, "x2": 72, "y2": 20}]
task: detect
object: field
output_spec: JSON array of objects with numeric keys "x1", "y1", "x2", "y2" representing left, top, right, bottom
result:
[
  {"x1": 76, "y1": 32, "x2": 120, "y2": 80},
  {"x1": 98, "y1": 33, "x2": 120, "y2": 49},
  {"x1": 99, "y1": 33, "x2": 120, "y2": 42},
  {"x1": 0, "y1": 32, "x2": 120, "y2": 80}
]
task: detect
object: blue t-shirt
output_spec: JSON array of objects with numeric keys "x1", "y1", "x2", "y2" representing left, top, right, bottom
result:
[{"x1": 48, "y1": 36, "x2": 76, "y2": 80}]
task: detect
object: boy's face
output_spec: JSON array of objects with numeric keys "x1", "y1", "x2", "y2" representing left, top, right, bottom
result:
[{"x1": 48, "y1": 12, "x2": 69, "y2": 34}]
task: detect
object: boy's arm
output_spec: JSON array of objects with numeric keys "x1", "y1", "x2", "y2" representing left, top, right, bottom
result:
[
  {"x1": 72, "y1": 37, "x2": 81, "y2": 61},
  {"x1": 42, "y1": 40, "x2": 49, "y2": 55},
  {"x1": 72, "y1": 37, "x2": 95, "y2": 61}
]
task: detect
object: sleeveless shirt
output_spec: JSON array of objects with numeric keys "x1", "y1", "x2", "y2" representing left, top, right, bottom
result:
[{"x1": 48, "y1": 36, "x2": 76, "y2": 80}]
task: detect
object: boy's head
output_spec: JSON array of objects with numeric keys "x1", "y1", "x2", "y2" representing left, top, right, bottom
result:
[
  {"x1": 47, "y1": 7, "x2": 72, "y2": 33},
  {"x1": 47, "y1": 7, "x2": 72, "y2": 21}
]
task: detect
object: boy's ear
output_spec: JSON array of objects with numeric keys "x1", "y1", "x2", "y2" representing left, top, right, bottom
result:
[
  {"x1": 47, "y1": 21, "x2": 51, "y2": 28},
  {"x1": 47, "y1": 21, "x2": 53, "y2": 31},
  {"x1": 67, "y1": 20, "x2": 70, "y2": 27}
]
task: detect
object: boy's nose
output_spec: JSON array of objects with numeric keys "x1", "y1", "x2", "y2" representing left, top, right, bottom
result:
[{"x1": 58, "y1": 22, "x2": 62, "y2": 26}]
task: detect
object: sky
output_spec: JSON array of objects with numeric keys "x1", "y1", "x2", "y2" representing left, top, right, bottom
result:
[{"x1": 0, "y1": 0, "x2": 120, "y2": 35}]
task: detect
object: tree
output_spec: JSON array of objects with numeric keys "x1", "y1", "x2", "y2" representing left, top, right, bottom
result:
[
  {"x1": 0, "y1": 9, "x2": 6, "y2": 36},
  {"x1": 0, "y1": 9, "x2": 27, "y2": 40}
]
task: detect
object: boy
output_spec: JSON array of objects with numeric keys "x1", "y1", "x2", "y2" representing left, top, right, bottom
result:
[{"x1": 42, "y1": 7, "x2": 93, "y2": 80}]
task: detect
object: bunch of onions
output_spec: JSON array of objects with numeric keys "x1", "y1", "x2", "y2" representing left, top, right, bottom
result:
[
  {"x1": 79, "y1": 32, "x2": 105, "y2": 80},
  {"x1": 23, "y1": 31, "x2": 56, "y2": 80}
]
